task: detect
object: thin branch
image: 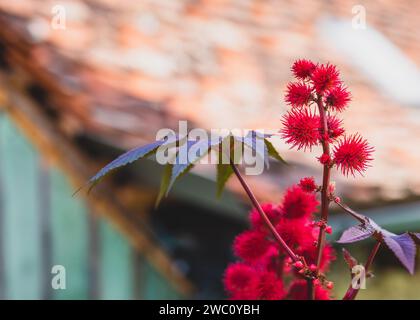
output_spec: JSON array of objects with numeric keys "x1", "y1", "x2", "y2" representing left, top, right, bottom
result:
[
  {"x1": 333, "y1": 199, "x2": 366, "y2": 224},
  {"x1": 307, "y1": 280, "x2": 314, "y2": 300},
  {"x1": 343, "y1": 241, "x2": 381, "y2": 300},
  {"x1": 333, "y1": 195, "x2": 380, "y2": 300},
  {"x1": 229, "y1": 160, "x2": 299, "y2": 262}
]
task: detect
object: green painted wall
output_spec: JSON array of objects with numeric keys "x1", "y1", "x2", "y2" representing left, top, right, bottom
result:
[
  {"x1": 49, "y1": 169, "x2": 89, "y2": 299},
  {"x1": 0, "y1": 113, "x2": 41, "y2": 299},
  {"x1": 99, "y1": 220, "x2": 133, "y2": 300},
  {"x1": 0, "y1": 114, "x2": 183, "y2": 300}
]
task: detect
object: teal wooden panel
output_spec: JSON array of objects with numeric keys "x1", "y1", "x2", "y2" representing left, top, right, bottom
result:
[
  {"x1": 49, "y1": 169, "x2": 89, "y2": 299},
  {"x1": 0, "y1": 115, "x2": 42, "y2": 299},
  {"x1": 99, "y1": 220, "x2": 133, "y2": 299},
  {"x1": 143, "y1": 259, "x2": 182, "y2": 300}
]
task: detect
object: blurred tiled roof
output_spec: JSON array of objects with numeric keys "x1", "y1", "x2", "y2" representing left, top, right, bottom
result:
[{"x1": 1, "y1": 0, "x2": 420, "y2": 205}]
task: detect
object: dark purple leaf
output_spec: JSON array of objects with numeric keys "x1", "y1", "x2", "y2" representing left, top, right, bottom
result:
[
  {"x1": 167, "y1": 137, "x2": 223, "y2": 193},
  {"x1": 336, "y1": 206, "x2": 418, "y2": 275},
  {"x1": 235, "y1": 130, "x2": 269, "y2": 168},
  {"x1": 84, "y1": 130, "x2": 287, "y2": 203},
  {"x1": 409, "y1": 232, "x2": 420, "y2": 245},
  {"x1": 367, "y1": 218, "x2": 395, "y2": 237},
  {"x1": 383, "y1": 233, "x2": 416, "y2": 274},
  {"x1": 336, "y1": 212, "x2": 395, "y2": 245},
  {"x1": 89, "y1": 134, "x2": 179, "y2": 183},
  {"x1": 337, "y1": 224, "x2": 375, "y2": 244}
]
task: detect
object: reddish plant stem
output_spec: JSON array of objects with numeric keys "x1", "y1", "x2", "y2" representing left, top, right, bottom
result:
[
  {"x1": 307, "y1": 280, "x2": 314, "y2": 300},
  {"x1": 333, "y1": 199, "x2": 381, "y2": 300},
  {"x1": 312, "y1": 95, "x2": 332, "y2": 299},
  {"x1": 343, "y1": 241, "x2": 381, "y2": 300},
  {"x1": 229, "y1": 160, "x2": 299, "y2": 262},
  {"x1": 333, "y1": 199, "x2": 366, "y2": 224}
]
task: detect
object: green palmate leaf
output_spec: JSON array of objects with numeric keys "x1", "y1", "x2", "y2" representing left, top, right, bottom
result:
[
  {"x1": 155, "y1": 163, "x2": 173, "y2": 208},
  {"x1": 235, "y1": 131, "x2": 269, "y2": 168},
  {"x1": 155, "y1": 147, "x2": 180, "y2": 207},
  {"x1": 215, "y1": 135, "x2": 242, "y2": 197},
  {"x1": 167, "y1": 136, "x2": 224, "y2": 194},
  {"x1": 89, "y1": 134, "x2": 180, "y2": 186},
  {"x1": 86, "y1": 130, "x2": 287, "y2": 205},
  {"x1": 265, "y1": 139, "x2": 287, "y2": 164},
  {"x1": 216, "y1": 163, "x2": 233, "y2": 198}
]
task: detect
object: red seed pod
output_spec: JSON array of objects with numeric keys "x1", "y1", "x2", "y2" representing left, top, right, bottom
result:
[
  {"x1": 325, "y1": 84, "x2": 351, "y2": 112},
  {"x1": 311, "y1": 63, "x2": 340, "y2": 94},
  {"x1": 281, "y1": 109, "x2": 321, "y2": 151},
  {"x1": 281, "y1": 185, "x2": 319, "y2": 219},
  {"x1": 291, "y1": 59, "x2": 317, "y2": 80},
  {"x1": 285, "y1": 82, "x2": 313, "y2": 108},
  {"x1": 284, "y1": 264, "x2": 292, "y2": 273},
  {"x1": 326, "y1": 281, "x2": 334, "y2": 290},
  {"x1": 299, "y1": 177, "x2": 317, "y2": 192},
  {"x1": 328, "y1": 182, "x2": 336, "y2": 195},
  {"x1": 318, "y1": 153, "x2": 331, "y2": 165},
  {"x1": 333, "y1": 134, "x2": 374, "y2": 176},
  {"x1": 325, "y1": 226, "x2": 333, "y2": 234},
  {"x1": 294, "y1": 261, "x2": 304, "y2": 269},
  {"x1": 326, "y1": 115, "x2": 345, "y2": 140},
  {"x1": 233, "y1": 230, "x2": 271, "y2": 263}
]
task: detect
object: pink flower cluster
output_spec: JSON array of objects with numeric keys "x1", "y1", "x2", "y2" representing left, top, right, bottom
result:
[{"x1": 224, "y1": 182, "x2": 335, "y2": 300}]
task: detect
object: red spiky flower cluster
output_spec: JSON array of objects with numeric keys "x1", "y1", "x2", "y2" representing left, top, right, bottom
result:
[
  {"x1": 299, "y1": 176, "x2": 318, "y2": 193},
  {"x1": 291, "y1": 59, "x2": 317, "y2": 80},
  {"x1": 334, "y1": 134, "x2": 374, "y2": 176},
  {"x1": 224, "y1": 60, "x2": 374, "y2": 300},
  {"x1": 282, "y1": 60, "x2": 374, "y2": 177},
  {"x1": 311, "y1": 63, "x2": 340, "y2": 93},
  {"x1": 325, "y1": 84, "x2": 352, "y2": 112},
  {"x1": 285, "y1": 83, "x2": 313, "y2": 108},
  {"x1": 281, "y1": 109, "x2": 320, "y2": 150},
  {"x1": 224, "y1": 184, "x2": 335, "y2": 300}
]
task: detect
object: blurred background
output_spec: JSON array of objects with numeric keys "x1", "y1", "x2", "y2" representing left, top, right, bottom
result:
[{"x1": 0, "y1": 0, "x2": 419, "y2": 299}]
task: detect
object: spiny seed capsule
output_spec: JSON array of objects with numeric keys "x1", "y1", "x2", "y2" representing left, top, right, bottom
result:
[{"x1": 326, "y1": 281, "x2": 334, "y2": 290}]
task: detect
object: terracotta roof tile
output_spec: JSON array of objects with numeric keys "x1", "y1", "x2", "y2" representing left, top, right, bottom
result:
[{"x1": 1, "y1": 0, "x2": 420, "y2": 204}]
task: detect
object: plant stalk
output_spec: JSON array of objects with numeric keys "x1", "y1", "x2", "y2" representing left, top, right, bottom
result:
[
  {"x1": 334, "y1": 199, "x2": 367, "y2": 224},
  {"x1": 313, "y1": 95, "x2": 332, "y2": 299},
  {"x1": 343, "y1": 241, "x2": 381, "y2": 300},
  {"x1": 229, "y1": 160, "x2": 299, "y2": 262}
]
